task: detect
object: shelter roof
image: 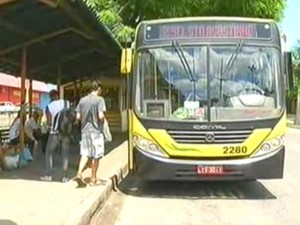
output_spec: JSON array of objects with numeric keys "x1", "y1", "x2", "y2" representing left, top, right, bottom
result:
[{"x1": 0, "y1": 0, "x2": 121, "y2": 84}]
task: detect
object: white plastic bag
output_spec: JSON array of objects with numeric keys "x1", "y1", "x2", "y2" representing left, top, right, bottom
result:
[
  {"x1": 103, "y1": 119, "x2": 112, "y2": 142},
  {"x1": 4, "y1": 154, "x2": 20, "y2": 170}
]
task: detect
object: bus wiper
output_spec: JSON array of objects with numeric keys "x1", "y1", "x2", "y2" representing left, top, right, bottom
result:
[
  {"x1": 172, "y1": 41, "x2": 196, "y2": 82},
  {"x1": 219, "y1": 39, "x2": 244, "y2": 103},
  {"x1": 172, "y1": 40, "x2": 197, "y2": 100},
  {"x1": 219, "y1": 58, "x2": 225, "y2": 104},
  {"x1": 221, "y1": 39, "x2": 244, "y2": 78}
]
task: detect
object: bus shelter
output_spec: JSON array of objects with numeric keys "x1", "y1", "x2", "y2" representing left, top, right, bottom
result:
[{"x1": 0, "y1": 0, "x2": 121, "y2": 149}]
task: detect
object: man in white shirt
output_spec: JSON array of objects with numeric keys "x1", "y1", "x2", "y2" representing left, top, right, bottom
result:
[{"x1": 40, "y1": 89, "x2": 71, "y2": 183}]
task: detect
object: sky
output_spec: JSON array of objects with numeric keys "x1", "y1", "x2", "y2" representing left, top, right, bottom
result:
[{"x1": 281, "y1": 0, "x2": 300, "y2": 49}]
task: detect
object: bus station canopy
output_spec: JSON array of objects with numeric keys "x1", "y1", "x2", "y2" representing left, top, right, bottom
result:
[{"x1": 0, "y1": 0, "x2": 121, "y2": 84}]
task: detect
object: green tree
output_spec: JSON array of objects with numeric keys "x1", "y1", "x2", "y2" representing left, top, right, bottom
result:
[
  {"x1": 287, "y1": 42, "x2": 300, "y2": 99},
  {"x1": 85, "y1": 0, "x2": 134, "y2": 43},
  {"x1": 85, "y1": 0, "x2": 286, "y2": 43},
  {"x1": 291, "y1": 41, "x2": 300, "y2": 124},
  {"x1": 292, "y1": 41, "x2": 300, "y2": 66},
  {"x1": 132, "y1": 0, "x2": 286, "y2": 23}
]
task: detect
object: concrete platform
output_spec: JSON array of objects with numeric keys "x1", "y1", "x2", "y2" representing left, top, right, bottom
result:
[
  {"x1": 287, "y1": 114, "x2": 300, "y2": 129},
  {"x1": 0, "y1": 134, "x2": 128, "y2": 225}
]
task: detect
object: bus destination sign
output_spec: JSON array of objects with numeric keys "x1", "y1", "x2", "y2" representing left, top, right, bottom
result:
[{"x1": 144, "y1": 21, "x2": 272, "y2": 41}]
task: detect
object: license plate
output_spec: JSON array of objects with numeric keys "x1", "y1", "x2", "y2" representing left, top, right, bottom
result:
[{"x1": 196, "y1": 166, "x2": 224, "y2": 175}]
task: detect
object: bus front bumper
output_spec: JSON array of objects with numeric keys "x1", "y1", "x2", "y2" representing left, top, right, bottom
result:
[{"x1": 134, "y1": 147, "x2": 285, "y2": 181}]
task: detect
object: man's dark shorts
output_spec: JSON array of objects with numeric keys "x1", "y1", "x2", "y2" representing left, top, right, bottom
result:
[{"x1": 9, "y1": 137, "x2": 20, "y2": 145}]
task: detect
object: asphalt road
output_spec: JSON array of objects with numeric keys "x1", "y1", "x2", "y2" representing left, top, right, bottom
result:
[{"x1": 90, "y1": 128, "x2": 300, "y2": 225}]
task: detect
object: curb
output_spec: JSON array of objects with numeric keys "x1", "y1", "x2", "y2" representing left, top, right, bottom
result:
[{"x1": 63, "y1": 154, "x2": 128, "y2": 225}]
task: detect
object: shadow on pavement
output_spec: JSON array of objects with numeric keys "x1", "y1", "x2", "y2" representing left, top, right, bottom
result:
[
  {"x1": 105, "y1": 132, "x2": 128, "y2": 152},
  {"x1": 0, "y1": 132, "x2": 127, "y2": 182},
  {"x1": 118, "y1": 175, "x2": 276, "y2": 200},
  {"x1": 0, "y1": 220, "x2": 18, "y2": 225}
]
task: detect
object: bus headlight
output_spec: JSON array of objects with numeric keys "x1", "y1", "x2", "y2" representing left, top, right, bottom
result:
[
  {"x1": 132, "y1": 134, "x2": 168, "y2": 157},
  {"x1": 253, "y1": 135, "x2": 285, "y2": 157}
]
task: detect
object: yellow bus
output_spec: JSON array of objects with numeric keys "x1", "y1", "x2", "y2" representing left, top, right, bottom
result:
[{"x1": 120, "y1": 17, "x2": 290, "y2": 181}]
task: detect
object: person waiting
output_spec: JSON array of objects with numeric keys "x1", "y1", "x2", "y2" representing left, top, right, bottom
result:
[
  {"x1": 8, "y1": 111, "x2": 21, "y2": 147},
  {"x1": 25, "y1": 111, "x2": 41, "y2": 157}
]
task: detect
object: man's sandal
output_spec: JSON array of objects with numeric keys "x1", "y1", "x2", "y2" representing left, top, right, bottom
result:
[{"x1": 74, "y1": 175, "x2": 87, "y2": 188}]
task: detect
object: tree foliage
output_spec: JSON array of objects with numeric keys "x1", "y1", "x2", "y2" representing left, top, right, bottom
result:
[
  {"x1": 85, "y1": 0, "x2": 134, "y2": 43},
  {"x1": 85, "y1": 0, "x2": 286, "y2": 44},
  {"x1": 290, "y1": 41, "x2": 300, "y2": 123},
  {"x1": 292, "y1": 40, "x2": 300, "y2": 67},
  {"x1": 292, "y1": 41, "x2": 300, "y2": 86},
  {"x1": 287, "y1": 41, "x2": 300, "y2": 100}
]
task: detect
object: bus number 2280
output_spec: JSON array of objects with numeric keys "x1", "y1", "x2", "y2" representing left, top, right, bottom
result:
[{"x1": 223, "y1": 146, "x2": 247, "y2": 154}]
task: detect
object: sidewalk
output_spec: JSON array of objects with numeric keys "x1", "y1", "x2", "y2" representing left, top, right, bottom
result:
[
  {"x1": 0, "y1": 133, "x2": 128, "y2": 225},
  {"x1": 287, "y1": 114, "x2": 300, "y2": 129}
]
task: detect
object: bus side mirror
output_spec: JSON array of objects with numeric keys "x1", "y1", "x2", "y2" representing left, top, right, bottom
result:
[
  {"x1": 120, "y1": 48, "x2": 133, "y2": 75},
  {"x1": 284, "y1": 51, "x2": 294, "y2": 90}
]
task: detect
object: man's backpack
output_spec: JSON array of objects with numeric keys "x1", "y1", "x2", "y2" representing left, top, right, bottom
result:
[{"x1": 57, "y1": 107, "x2": 76, "y2": 136}]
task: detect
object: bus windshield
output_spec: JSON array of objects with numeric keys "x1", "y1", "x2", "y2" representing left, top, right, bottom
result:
[{"x1": 135, "y1": 45, "x2": 283, "y2": 121}]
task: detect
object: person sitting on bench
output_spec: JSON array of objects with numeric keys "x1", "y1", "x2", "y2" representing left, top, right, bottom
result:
[
  {"x1": 9, "y1": 111, "x2": 21, "y2": 146},
  {"x1": 0, "y1": 138, "x2": 7, "y2": 170},
  {"x1": 25, "y1": 111, "x2": 41, "y2": 156}
]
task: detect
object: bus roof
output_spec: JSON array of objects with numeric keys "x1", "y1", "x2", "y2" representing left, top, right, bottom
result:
[{"x1": 139, "y1": 16, "x2": 276, "y2": 25}]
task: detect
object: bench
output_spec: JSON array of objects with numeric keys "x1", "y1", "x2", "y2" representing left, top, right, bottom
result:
[{"x1": 0, "y1": 128, "x2": 9, "y2": 144}]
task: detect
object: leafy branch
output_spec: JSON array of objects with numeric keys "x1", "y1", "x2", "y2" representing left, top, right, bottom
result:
[{"x1": 84, "y1": 0, "x2": 286, "y2": 45}]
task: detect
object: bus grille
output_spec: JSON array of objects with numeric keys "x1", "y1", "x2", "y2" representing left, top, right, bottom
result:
[{"x1": 167, "y1": 129, "x2": 252, "y2": 144}]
